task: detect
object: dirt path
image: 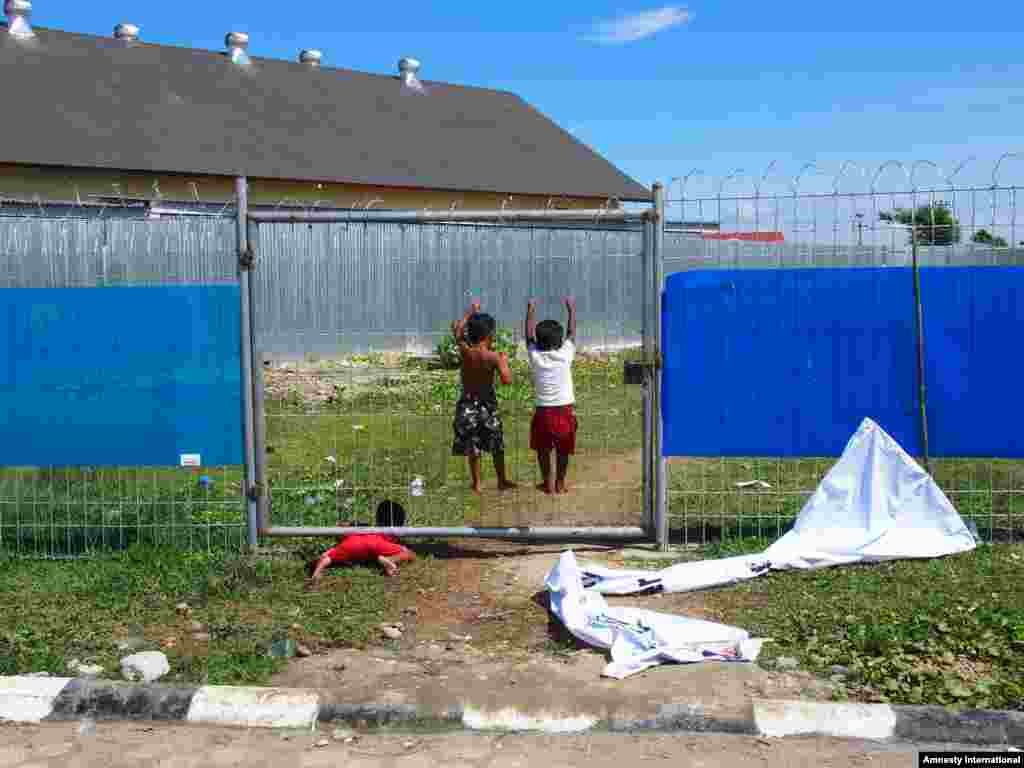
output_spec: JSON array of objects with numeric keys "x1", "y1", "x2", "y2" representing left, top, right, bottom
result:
[
  {"x1": 472, "y1": 449, "x2": 644, "y2": 528},
  {"x1": 1, "y1": 721, "x2": 981, "y2": 768},
  {"x1": 273, "y1": 538, "x2": 838, "y2": 708}
]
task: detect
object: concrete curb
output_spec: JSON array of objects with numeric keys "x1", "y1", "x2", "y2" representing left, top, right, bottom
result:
[{"x1": 2, "y1": 676, "x2": 1022, "y2": 746}]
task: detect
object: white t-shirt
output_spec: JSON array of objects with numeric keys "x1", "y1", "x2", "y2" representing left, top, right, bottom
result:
[{"x1": 527, "y1": 339, "x2": 576, "y2": 407}]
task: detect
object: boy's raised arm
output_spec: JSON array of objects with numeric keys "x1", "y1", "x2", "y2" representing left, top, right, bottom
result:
[
  {"x1": 496, "y1": 351, "x2": 513, "y2": 385},
  {"x1": 564, "y1": 296, "x2": 577, "y2": 341},
  {"x1": 525, "y1": 300, "x2": 537, "y2": 345}
]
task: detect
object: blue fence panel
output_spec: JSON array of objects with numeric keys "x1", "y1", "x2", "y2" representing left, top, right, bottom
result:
[
  {"x1": 661, "y1": 266, "x2": 1024, "y2": 458},
  {"x1": 920, "y1": 267, "x2": 1024, "y2": 457},
  {"x1": 1, "y1": 285, "x2": 242, "y2": 467}
]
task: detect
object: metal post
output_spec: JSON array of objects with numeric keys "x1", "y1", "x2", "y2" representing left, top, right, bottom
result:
[
  {"x1": 652, "y1": 182, "x2": 668, "y2": 550},
  {"x1": 235, "y1": 176, "x2": 258, "y2": 550},
  {"x1": 263, "y1": 526, "x2": 648, "y2": 541},
  {"x1": 911, "y1": 236, "x2": 931, "y2": 474},
  {"x1": 249, "y1": 208, "x2": 647, "y2": 225},
  {"x1": 253, "y1": 349, "x2": 269, "y2": 531},
  {"x1": 641, "y1": 218, "x2": 653, "y2": 535},
  {"x1": 247, "y1": 218, "x2": 269, "y2": 532}
]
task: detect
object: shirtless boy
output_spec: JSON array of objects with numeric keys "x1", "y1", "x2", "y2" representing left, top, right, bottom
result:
[{"x1": 451, "y1": 300, "x2": 517, "y2": 494}]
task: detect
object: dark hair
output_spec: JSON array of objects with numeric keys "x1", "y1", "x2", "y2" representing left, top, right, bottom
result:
[
  {"x1": 535, "y1": 319, "x2": 564, "y2": 352},
  {"x1": 465, "y1": 313, "x2": 496, "y2": 345},
  {"x1": 375, "y1": 500, "x2": 406, "y2": 528}
]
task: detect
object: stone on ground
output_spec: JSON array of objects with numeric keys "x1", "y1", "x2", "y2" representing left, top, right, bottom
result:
[{"x1": 120, "y1": 651, "x2": 170, "y2": 683}]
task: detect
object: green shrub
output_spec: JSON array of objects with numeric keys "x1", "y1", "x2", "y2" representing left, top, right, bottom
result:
[{"x1": 436, "y1": 325, "x2": 518, "y2": 370}]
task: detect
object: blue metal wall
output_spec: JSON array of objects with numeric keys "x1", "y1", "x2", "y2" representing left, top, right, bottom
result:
[
  {"x1": 1, "y1": 285, "x2": 242, "y2": 467},
  {"x1": 661, "y1": 266, "x2": 1024, "y2": 458}
]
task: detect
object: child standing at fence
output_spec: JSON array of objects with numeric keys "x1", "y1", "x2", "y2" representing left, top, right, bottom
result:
[
  {"x1": 451, "y1": 299, "x2": 517, "y2": 494},
  {"x1": 525, "y1": 297, "x2": 578, "y2": 495},
  {"x1": 306, "y1": 500, "x2": 416, "y2": 587}
]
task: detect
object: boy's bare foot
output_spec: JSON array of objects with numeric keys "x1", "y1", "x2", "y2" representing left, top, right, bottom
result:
[
  {"x1": 536, "y1": 482, "x2": 555, "y2": 495},
  {"x1": 497, "y1": 480, "x2": 518, "y2": 492},
  {"x1": 381, "y1": 559, "x2": 399, "y2": 577},
  {"x1": 470, "y1": 485, "x2": 482, "y2": 496},
  {"x1": 304, "y1": 578, "x2": 318, "y2": 592},
  {"x1": 556, "y1": 484, "x2": 569, "y2": 495}
]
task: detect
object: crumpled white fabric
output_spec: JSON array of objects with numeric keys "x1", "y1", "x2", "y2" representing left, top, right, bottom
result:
[
  {"x1": 544, "y1": 418, "x2": 977, "y2": 678},
  {"x1": 545, "y1": 548, "x2": 765, "y2": 679}
]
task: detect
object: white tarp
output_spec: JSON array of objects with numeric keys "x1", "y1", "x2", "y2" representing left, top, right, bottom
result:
[
  {"x1": 544, "y1": 418, "x2": 977, "y2": 678},
  {"x1": 576, "y1": 419, "x2": 977, "y2": 596}
]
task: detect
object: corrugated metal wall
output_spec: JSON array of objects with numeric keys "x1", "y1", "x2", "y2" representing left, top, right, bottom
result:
[
  {"x1": 252, "y1": 222, "x2": 645, "y2": 358},
  {"x1": 4, "y1": 215, "x2": 1021, "y2": 359},
  {"x1": 0, "y1": 216, "x2": 237, "y2": 288}
]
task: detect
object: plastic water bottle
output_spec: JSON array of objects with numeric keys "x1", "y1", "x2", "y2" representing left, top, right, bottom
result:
[{"x1": 409, "y1": 477, "x2": 425, "y2": 497}]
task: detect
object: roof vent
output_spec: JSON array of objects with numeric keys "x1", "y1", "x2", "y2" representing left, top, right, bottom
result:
[
  {"x1": 4, "y1": 0, "x2": 34, "y2": 39},
  {"x1": 113, "y1": 23, "x2": 139, "y2": 42},
  {"x1": 398, "y1": 57, "x2": 420, "y2": 84},
  {"x1": 299, "y1": 49, "x2": 321, "y2": 67},
  {"x1": 225, "y1": 31, "x2": 250, "y2": 66},
  {"x1": 398, "y1": 57, "x2": 426, "y2": 93}
]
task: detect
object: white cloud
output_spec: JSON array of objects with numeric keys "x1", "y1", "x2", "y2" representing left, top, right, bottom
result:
[{"x1": 584, "y1": 6, "x2": 691, "y2": 45}]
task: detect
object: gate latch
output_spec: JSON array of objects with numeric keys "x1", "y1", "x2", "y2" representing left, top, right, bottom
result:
[
  {"x1": 624, "y1": 354, "x2": 661, "y2": 385},
  {"x1": 238, "y1": 243, "x2": 256, "y2": 271}
]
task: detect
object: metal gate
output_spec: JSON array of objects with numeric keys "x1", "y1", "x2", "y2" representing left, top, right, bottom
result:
[{"x1": 234, "y1": 178, "x2": 667, "y2": 546}]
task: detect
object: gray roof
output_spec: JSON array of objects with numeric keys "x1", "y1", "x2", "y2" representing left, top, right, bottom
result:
[{"x1": 0, "y1": 27, "x2": 650, "y2": 202}]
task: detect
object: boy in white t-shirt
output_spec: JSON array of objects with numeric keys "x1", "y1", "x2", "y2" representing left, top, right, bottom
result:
[{"x1": 525, "y1": 297, "x2": 578, "y2": 495}]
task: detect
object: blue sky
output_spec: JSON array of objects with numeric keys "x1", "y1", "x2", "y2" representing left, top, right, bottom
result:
[{"x1": 37, "y1": 1, "x2": 1024, "y2": 199}]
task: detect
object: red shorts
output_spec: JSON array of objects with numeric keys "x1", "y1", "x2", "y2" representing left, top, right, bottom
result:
[
  {"x1": 530, "y1": 405, "x2": 577, "y2": 455},
  {"x1": 326, "y1": 534, "x2": 405, "y2": 563}
]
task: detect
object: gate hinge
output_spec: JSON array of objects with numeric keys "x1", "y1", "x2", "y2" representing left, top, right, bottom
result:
[{"x1": 238, "y1": 244, "x2": 256, "y2": 271}]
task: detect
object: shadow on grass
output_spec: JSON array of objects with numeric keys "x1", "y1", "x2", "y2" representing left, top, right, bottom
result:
[
  {"x1": 411, "y1": 540, "x2": 633, "y2": 561},
  {"x1": 529, "y1": 589, "x2": 591, "y2": 654}
]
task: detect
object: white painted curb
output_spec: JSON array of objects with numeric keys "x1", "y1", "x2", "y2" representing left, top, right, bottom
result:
[
  {"x1": 461, "y1": 705, "x2": 598, "y2": 734},
  {"x1": 0, "y1": 676, "x2": 73, "y2": 723},
  {"x1": 754, "y1": 700, "x2": 897, "y2": 741},
  {"x1": 185, "y1": 686, "x2": 320, "y2": 729}
]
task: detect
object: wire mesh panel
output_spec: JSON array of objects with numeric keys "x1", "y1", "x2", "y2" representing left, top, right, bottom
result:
[
  {"x1": 252, "y1": 220, "x2": 648, "y2": 532},
  {"x1": 0, "y1": 211, "x2": 244, "y2": 558},
  {"x1": 663, "y1": 160, "x2": 1024, "y2": 545}
]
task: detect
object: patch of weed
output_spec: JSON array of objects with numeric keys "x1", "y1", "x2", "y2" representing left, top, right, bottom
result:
[
  {"x1": 0, "y1": 543, "x2": 435, "y2": 686},
  {"x1": 699, "y1": 544, "x2": 1024, "y2": 711}
]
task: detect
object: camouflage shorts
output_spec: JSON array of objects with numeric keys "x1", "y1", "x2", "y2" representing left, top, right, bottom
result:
[{"x1": 452, "y1": 393, "x2": 505, "y2": 457}]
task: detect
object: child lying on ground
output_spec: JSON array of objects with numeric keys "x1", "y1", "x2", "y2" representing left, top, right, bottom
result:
[
  {"x1": 526, "y1": 297, "x2": 578, "y2": 495},
  {"x1": 306, "y1": 500, "x2": 416, "y2": 587},
  {"x1": 451, "y1": 299, "x2": 517, "y2": 494}
]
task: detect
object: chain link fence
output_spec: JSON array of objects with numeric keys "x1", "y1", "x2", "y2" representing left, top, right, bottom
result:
[
  {"x1": 663, "y1": 162, "x2": 1024, "y2": 545},
  {"x1": 0, "y1": 207, "x2": 245, "y2": 558}
]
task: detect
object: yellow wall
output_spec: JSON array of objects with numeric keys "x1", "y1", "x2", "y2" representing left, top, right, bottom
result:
[{"x1": 0, "y1": 164, "x2": 621, "y2": 210}]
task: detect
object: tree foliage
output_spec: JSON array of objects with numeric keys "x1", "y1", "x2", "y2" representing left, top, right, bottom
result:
[
  {"x1": 879, "y1": 203, "x2": 961, "y2": 246},
  {"x1": 971, "y1": 229, "x2": 1008, "y2": 247}
]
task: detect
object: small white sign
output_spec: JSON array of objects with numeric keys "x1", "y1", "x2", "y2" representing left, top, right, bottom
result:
[{"x1": 180, "y1": 454, "x2": 201, "y2": 468}]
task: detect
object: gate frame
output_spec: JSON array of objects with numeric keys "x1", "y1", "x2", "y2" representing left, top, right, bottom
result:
[{"x1": 234, "y1": 176, "x2": 667, "y2": 546}]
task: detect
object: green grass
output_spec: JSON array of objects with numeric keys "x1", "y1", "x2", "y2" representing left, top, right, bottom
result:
[
  {"x1": 667, "y1": 456, "x2": 1024, "y2": 543},
  {"x1": 688, "y1": 539, "x2": 1024, "y2": 711},
  {"x1": 261, "y1": 351, "x2": 645, "y2": 530},
  {"x1": 0, "y1": 544, "x2": 440, "y2": 684},
  {"x1": 0, "y1": 466, "x2": 247, "y2": 557}
]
